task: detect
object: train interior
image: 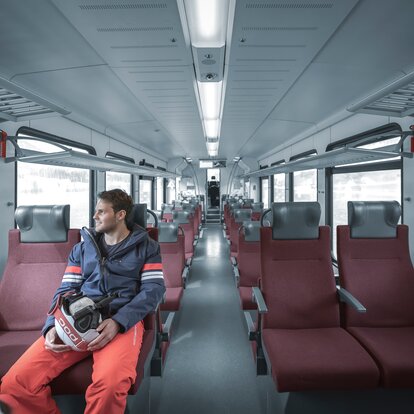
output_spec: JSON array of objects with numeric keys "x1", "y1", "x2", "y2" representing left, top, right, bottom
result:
[{"x1": 1, "y1": 1, "x2": 414, "y2": 413}]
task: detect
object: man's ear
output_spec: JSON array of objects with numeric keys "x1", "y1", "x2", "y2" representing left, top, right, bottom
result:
[{"x1": 116, "y1": 210, "x2": 127, "y2": 222}]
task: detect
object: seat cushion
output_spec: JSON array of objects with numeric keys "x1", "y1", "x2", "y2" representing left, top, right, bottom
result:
[
  {"x1": 347, "y1": 326, "x2": 414, "y2": 388},
  {"x1": 160, "y1": 287, "x2": 183, "y2": 311},
  {"x1": 0, "y1": 330, "x2": 40, "y2": 377},
  {"x1": 262, "y1": 327, "x2": 379, "y2": 392},
  {"x1": 238, "y1": 286, "x2": 256, "y2": 310}
]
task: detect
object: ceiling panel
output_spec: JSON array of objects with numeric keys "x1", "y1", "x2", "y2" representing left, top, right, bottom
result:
[
  {"x1": 0, "y1": 0, "x2": 103, "y2": 79},
  {"x1": 220, "y1": 0, "x2": 359, "y2": 160},
  {"x1": 238, "y1": 118, "x2": 315, "y2": 158},
  {"x1": 12, "y1": 65, "x2": 156, "y2": 132},
  {"x1": 52, "y1": 0, "x2": 206, "y2": 158},
  {"x1": 2, "y1": 0, "x2": 414, "y2": 165}
]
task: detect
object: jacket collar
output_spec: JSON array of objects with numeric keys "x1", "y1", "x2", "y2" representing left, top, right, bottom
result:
[{"x1": 81, "y1": 224, "x2": 148, "y2": 248}]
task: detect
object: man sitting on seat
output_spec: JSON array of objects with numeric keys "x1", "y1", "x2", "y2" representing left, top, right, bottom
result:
[{"x1": 0, "y1": 189, "x2": 165, "y2": 414}]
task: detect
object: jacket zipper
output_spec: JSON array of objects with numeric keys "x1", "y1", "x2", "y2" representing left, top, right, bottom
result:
[{"x1": 83, "y1": 227, "x2": 108, "y2": 294}]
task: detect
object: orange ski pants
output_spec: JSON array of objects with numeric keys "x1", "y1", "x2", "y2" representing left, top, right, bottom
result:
[{"x1": 0, "y1": 321, "x2": 144, "y2": 414}]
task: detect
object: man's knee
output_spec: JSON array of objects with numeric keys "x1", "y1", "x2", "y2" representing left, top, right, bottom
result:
[{"x1": 90, "y1": 373, "x2": 134, "y2": 396}]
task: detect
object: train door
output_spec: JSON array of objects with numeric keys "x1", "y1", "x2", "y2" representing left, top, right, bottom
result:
[{"x1": 207, "y1": 168, "x2": 220, "y2": 208}]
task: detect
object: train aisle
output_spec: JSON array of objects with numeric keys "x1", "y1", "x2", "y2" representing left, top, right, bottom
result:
[{"x1": 151, "y1": 224, "x2": 265, "y2": 414}]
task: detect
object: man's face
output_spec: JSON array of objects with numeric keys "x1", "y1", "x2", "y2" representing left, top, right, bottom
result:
[{"x1": 93, "y1": 199, "x2": 118, "y2": 233}]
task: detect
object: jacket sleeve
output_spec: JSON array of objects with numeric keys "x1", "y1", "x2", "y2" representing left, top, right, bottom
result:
[
  {"x1": 112, "y1": 238, "x2": 166, "y2": 332},
  {"x1": 41, "y1": 242, "x2": 85, "y2": 336}
]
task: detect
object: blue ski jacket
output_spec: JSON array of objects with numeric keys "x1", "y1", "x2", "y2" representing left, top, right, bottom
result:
[{"x1": 42, "y1": 225, "x2": 165, "y2": 335}]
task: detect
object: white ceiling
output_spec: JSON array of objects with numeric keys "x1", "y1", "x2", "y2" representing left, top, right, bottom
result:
[{"x1": 1, "y1": 0, "x2": 414, "y2": 163}]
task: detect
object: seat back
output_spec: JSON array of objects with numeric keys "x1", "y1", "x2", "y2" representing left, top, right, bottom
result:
[
  {"x1": 337, "y1": 201, "x2": 414, "y2": 327},
  {"x1": 260, "y1": 202, "x2": 339, "y2": 330},
  {"x1": 161, "y1": 203, "x2": 174, "y2": 222},
  {"x1": 230, "y1": 209, "x2": 252, "y2": 254},
  {"x1": 128, "y1": 203, "x2": 147, "y2": 229},
  {"x1": 128, "y1": 204, "x2": 158, "y2": 241},
  {"x1": 238, "y1": 221, "x2": 261, "y2": 288},
  {"x1": 251, "y1": 202, "x2": 264, "y2": 221},
  {"x1": 243, "y1": 199, "x2": 254, "y2": 208},
  {"x1": 182, "y1": 203, "x2": 199, "y2": 237},
  {"x1": 158, "y1": 223, "x2": 185, "y2": 289},
  {"x1": 0, "y1": 205, "x2": 80, "y2": 331},
  {"x1": 173, "y1": 210, "x2": 194, "y2": 257}
]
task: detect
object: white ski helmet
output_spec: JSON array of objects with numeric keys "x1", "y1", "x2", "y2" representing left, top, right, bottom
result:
[{"x1": 50, "y1": 293, "x2": 102, "y2": 351}]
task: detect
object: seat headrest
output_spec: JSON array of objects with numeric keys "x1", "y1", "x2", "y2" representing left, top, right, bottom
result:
[
  {"x1": 15, "y1": 205, "x2": 70, "y2": 243},
  {"x1": 348, "y1": 201, "x2": 401, "y2": 238},
  {"x1": 230, "y1": 202, "x2": 242, "y2": 211},
  {"x1": 182, "y1": 203, "x2": 195, "y2": 212},
  {"x1": 173, "y1": 210, "x2": 190, "y2": 224},
  {"x1": 243, "y1": 199, "x2": 253, "y2": 208},
  {"x1": 234, "y1": 209, "x2": 252, "y2": 223},
  {"x1": 252, "y1": 202, "x2": 264, "y2": 212},
  {"x1": 243, "y1": 221, "x2": 261, "y2": 242},
  {"x1": 128, "y1": 204, "x2": 147, "y2": 229},
  {"x1": 161, "y1": 204, "x2": 173, "y2": 214},
  {"x1": 158, "y1": 222, "x2": 179, "y2": 243},
  {"x1": 272, "y1": 202, "x2": 320, "y2": 240}
]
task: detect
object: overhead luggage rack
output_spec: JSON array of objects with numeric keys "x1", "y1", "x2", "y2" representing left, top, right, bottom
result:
[
  {"x1": 0, "y1": 77, "x2": 70, "y2": 121},
  {"x1": 244, "y1": 130, "x2": 413, "y2": 178},
  {"x1": 1, "y1": 135, "x2": 178, "y2": 178}
]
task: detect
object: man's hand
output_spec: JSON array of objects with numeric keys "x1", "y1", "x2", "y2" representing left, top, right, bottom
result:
[
  {"x1": 87, "y1": 319, "x2": 120, "y2": 351},
  {"x1": 44, "y1": 327, "x2": 72, "y2": 353}
]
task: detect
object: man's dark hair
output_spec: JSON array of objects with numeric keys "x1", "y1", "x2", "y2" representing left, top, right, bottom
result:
[{"x1": 97, "y1": 189, "x2": 133, "y2": 222}]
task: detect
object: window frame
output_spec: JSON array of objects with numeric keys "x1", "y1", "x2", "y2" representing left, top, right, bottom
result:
[
  {"x1": 289, "y1": 149, "x2": 318, "y2": 202},
  {"x1": 15, "y1": 126, "x2": 96, "y2": 227},
  {"x1": 139, "y1": 176, "x2": 155, "y2": 209},
  {"x1": 104, "y1": 151, "x2": 134, "y2": 195},
  {"x1": 326, "y1": 123, "x2": 403, "y2": 255}
]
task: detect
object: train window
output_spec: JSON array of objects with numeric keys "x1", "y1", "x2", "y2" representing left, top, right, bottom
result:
[
  {"x1": 16, "y1": 128, "x2": 95, "y2": 229},
  {"x1": 290, "y1": 151, "x2": 318, "y2": 202},
  {"x1": 104, "y1": 152, "x2": 134, "y2": 195},
  {"x1": 139, "y1": 178, "x2": 153, "y2": 209},
  {"x1": 260, "y1": 177, "x2": 270, "y2": 208},
  {"x1": 156, "y1": 177, "x2": 165, "y2": 210},
  {"x1": 328, "y1": 126, "x2": 402, "y2": 255},
  {"x1": 273, "y1": 173, "x2": 285, "y2": 202},
  {"x1": 244, "y1": 180, "x2": 250, "y2": 199},
  {"x1": 166, "y1": 178, "x2": 176, "y2": 204}
]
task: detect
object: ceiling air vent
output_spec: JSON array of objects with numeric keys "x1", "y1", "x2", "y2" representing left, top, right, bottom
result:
[
  {"x1": 79, "y1": 3, "x2": 167, "y2": 11},
  {"x1": 245, "y1": 3, "x2": 333, "y2": 10},
  {"x1": 348, "y1": 72, "x2": 414, "y2": 117},
  {"x1": 0, "y1": 77, "x2": 70, "y2": 122}
]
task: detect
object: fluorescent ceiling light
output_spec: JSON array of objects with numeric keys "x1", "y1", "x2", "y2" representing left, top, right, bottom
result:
[
  {"x1": 208, "y1": 149, "x2": 219, "y2": 157},
  {"x1": 206, "y1": 141, "x2": 219, "y2": 152},
  {"x1": 204, "y1": 119, "x2": 219, "y2": 138},
  {"x1": 184, "y1": 0, "x2": 229, "y2": 48},
  {"x1": 198, "y1": 81, "x2": 222, "y2": 120}
]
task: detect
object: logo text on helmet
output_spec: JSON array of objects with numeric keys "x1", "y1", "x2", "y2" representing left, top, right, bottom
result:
[{"x1": 58, "y1": 317, "x2": 81, "y2": 344}]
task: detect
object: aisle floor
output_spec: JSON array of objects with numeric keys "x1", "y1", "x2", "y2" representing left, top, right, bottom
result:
[{"x1": 150, "y1": 224, "x2": 266, "y2": 414}]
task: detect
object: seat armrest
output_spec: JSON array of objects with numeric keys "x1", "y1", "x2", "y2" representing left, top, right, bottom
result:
[
  {"x1": 161, "y1": 312, "x2": 175, "y2": 342},
  {"x1": 230, "y1": 256, "x2": 237, "y2": 266},
  {"x1": 336, "y1": 286, "x2": 366, "y2": 313},
  {"x1": 182, "y1": 266, "x2": 189, "y2": 288},
  {"x1": 244, "y1": 311, "x2": 256, "y2": 341},
  {"x1": 186, "y1": 257, "x2": 192, "y2": 267},
  {"x1": 252, "y1": 287, "x2": 268, "y2": 314},
  {"x1": 233, "y1": 265, "x2": 240, "y2": 287}
]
